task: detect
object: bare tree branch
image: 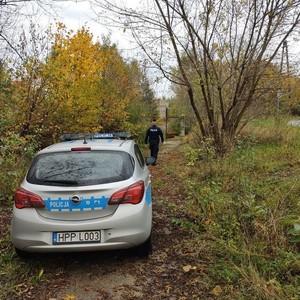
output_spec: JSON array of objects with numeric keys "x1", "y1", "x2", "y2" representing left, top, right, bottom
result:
[{"x1": 90, "y1": 0, "x2": 300, "y2": 153}]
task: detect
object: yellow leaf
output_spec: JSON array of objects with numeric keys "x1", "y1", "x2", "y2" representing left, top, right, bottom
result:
[
  {"x1": 38, "y1": 268, "x2": 44, "y2": 279},
  {"x1": 204, "y1": 218, "x2": 215, "y2": 226},
  {"x1": 182, "y1": 265, "x2": 197, "y2": 272},
  {"x1": 212, "y1": 285, "x2": 222, "y2": 296},
  {"x1": 183, "y1": 265, "x2": 192, "y2": 272},
  {"x1": 63, "y1": 294, "x2": 76, "y2": 300}
]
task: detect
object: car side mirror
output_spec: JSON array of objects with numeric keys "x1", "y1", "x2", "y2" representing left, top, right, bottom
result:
[{"x1": 145, "y1": 156, "x2": 156, "y2": 165}]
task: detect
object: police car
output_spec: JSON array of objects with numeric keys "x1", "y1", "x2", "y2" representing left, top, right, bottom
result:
[{"x1": 11, "y1": 133, "x2": 153, "y2": 257}]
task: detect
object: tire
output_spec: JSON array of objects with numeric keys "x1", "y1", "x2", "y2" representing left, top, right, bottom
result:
[
  {"x1": 15, "y1": 247, "x2": 33, "y2": 259},
  {"x1": 136, "y1": 231, "x2": 153, "y2": 257}
]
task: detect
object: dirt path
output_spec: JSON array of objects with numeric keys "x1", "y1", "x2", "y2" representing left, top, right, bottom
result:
[{"x1": 20, "y1": 139, "x2": 211, "y2": 300}]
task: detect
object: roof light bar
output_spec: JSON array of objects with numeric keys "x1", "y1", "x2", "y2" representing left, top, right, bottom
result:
[{"x1": 60, "y1": 132, "x2": 132, "y2": 141}]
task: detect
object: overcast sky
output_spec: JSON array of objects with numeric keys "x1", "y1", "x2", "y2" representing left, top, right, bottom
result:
[
  {"x1": 20, "y1": 1, "x2": 300, "y2": 97},
  {"x1": 37, "y1": 1, "x2": 170, "y2": 97},
  {"x1": 41, "y1": 2, "x2": 137, "y2": 52},
  {"x1": 50, "y1": 1, "x2": 300, "y2": 80}
]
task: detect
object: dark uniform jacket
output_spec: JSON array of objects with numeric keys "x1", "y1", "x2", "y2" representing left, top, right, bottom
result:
[{"x1": 145, "y1": 125, "x2": 164, "y2": 145}]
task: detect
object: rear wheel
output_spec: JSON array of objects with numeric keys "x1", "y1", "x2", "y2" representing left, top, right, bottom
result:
[
  {"x1": 136, "y1": 231, "x2": 153, "y2": 257},
  {"x1": 15, "y1": 248, "x2": 33, "y2": 259}
]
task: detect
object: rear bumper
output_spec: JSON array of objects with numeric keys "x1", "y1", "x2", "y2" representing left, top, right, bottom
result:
[{"x1": 11, "y1": 201, "x2": 152, "y2": 253}]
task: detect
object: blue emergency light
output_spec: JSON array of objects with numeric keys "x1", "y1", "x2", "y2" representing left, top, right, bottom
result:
[{"x1": 60, "y1": 132, "x2": 132, "y2": 142}]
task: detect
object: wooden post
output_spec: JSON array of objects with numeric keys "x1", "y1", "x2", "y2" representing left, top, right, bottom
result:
[
  {"x1": 180, "y1": 116, "x2": 185, "y2": 136},
  {"x1": 165, "y1": 107, "x2": 168, "y2": 138}
]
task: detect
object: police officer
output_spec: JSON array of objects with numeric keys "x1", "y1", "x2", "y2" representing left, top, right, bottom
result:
[{"x1": 145, "y1": 118, "x2": 164, "y2": 165}]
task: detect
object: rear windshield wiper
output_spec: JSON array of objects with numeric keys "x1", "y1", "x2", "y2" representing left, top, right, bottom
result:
[{"x1": 42, "y1": 179, "x2": 79, "y2": 185}]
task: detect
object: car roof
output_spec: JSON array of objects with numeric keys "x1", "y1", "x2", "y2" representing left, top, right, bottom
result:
[{"x1": 38, "y1": 139, "x2": 135, "y2": 154}]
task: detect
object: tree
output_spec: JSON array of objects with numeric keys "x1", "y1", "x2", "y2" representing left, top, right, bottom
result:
[
  {"x1": 126, "y1": 60, "x2": 159, "y2": 140},
  {"x1": 8, "y1": 23, "x2": 151, "y2": 143},
  {"x1": 0, "y1": 60, "x2": 13, "y2": 131},
  {"x1": 0, "y1": 1, "x2": 58, "y2": 59},
  {"x1": 95, "y1": 38, "x2": 137, "y2": 132},
  {"x1": 7, "y1": 22, "x2": 56, "y2": 140},
  {"x1": 91, "y1": 0, "x2": 300, "y2": 153},
  {"x1": 47, "y1": 28, "x2": 142, "y2": 136}
]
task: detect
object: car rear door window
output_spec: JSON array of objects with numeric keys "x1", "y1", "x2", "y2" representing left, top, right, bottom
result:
[{"x1": 27, "y1": 151, "x2": 134, "y2": 186}]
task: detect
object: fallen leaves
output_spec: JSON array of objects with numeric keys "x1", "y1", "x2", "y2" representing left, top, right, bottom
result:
[
  {"x1": 183, "y1": 265, "x2": 197, "y2": 273},
  {"x1": 62, "y1": 293, "x2": 76, "y2": 300},
  {"x1": 212, "y1": 285, "x2": 222, "y2": 296}
]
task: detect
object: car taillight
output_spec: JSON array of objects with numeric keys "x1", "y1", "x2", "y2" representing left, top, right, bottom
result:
[
  {"x1": 108, "y1": 181, "x2": 145, "y2": 205},
  {"x1": 14, "y1": 187, "x2": 45, "y2": 209}
]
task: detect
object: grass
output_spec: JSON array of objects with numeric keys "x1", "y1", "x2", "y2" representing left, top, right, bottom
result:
[
  {"x1": 0, "y1": 133, "x2": 42, "y2": 299},
  {"x1": 172, "y1": 116, "x2": 300, "y2": 299}
]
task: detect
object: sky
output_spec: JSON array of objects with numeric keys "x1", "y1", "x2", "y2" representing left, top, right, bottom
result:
[
  {"x1": 44, "y1": 1, "x2": 300, "y2": 88},
  {"x1": 19, "y1": 1, "x2": 300, "y2": 96},
  {"x1": 5, "y1": 2, "x2": 135, "y2": 59},
  {"x1": 41, "y1": 1, "x2": 139, "y2": 55},
  {"x1": 56, "y1": 1, "x2": 170, "y2": 97}
]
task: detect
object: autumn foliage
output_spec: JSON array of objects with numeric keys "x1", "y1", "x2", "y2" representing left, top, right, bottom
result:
[{"x1": 1, "y1": 23, "x2": 156, "y2": 145}]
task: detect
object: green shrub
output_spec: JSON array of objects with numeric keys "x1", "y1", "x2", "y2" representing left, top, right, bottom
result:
[
  {"x1": 0, "y1": 133, "x2": 39, "y2": 206},
  {"x1": 175, "y1": 117, "x2": 300, "y2": 298}
]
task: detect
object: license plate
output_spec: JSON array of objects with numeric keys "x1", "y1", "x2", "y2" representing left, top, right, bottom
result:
[{"x1": 53, "y1": 230, "x2": 101, "y2": 245}]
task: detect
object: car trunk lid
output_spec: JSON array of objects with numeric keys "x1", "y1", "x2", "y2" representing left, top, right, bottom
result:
[{"x1": 34, "y1": 185, "x2": 121, "y2": 221}]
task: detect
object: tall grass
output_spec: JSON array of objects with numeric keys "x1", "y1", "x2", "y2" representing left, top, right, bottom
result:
[
  {"x1": 181, "y1": 117, "x2": 300, "y2": 299},
  {"x1": 0, "y1": 133, "x2": 40, "y2": 298},
  {"x1": 0, "y1": 133, "x2": 38, "y2": 206}
]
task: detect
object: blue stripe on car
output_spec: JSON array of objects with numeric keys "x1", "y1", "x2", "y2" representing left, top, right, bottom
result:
[
  {"x1": 145, "y1": 184, "x2": 152, "y2": 206},
  {"x1": 44, "y1": 196, "x2": 108, "y2": 211}
]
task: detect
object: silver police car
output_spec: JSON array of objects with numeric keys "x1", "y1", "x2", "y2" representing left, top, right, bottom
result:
[{"x1": 11, "y1": 133, "x2": 153, "y2": 257}]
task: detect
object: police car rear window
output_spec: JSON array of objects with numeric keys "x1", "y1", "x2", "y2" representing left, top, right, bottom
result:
[{"x1": 26, "y1": 151, "x2": 134, "y2": 186}]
